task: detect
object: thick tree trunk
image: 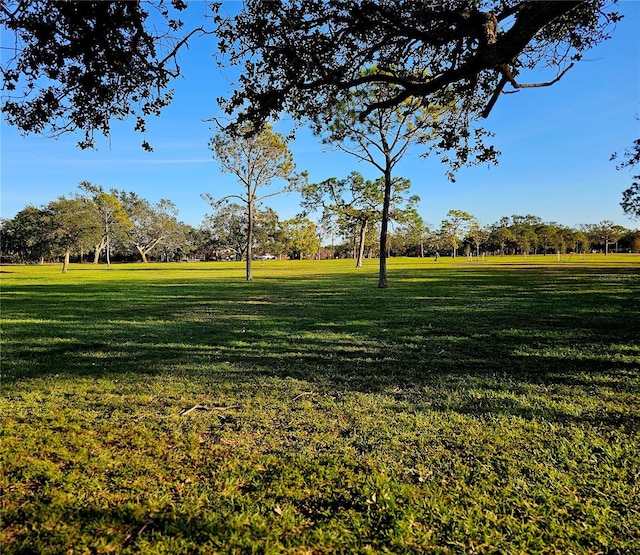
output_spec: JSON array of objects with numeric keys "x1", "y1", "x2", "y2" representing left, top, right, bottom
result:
[
  {"x1": 62, "y1": 250, "x2": 70, "y2": 273},
  {"x1": 93, "y1": 236, "x2": 106, "y2": 264},
  {"x1": 136, "y1": 245, "x2": 148, "y2": 263}
]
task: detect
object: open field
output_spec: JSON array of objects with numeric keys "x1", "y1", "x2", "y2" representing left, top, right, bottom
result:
[{"x1": 1, "y1": 255, "x2": 639, "y2": 554}]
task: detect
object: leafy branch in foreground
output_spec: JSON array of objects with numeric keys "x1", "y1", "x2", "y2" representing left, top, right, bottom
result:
[
  {"x1": 1, "y1": 0, "x2": 214, "y2": 150},
  {"x1": 613, "y1": 137, "x2": 640, "y2": 219},
  {"x1": 216, "y1": 1, "x2": 619, "y2": 136}
]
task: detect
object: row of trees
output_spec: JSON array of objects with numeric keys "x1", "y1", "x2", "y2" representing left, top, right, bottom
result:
[
  {"x1": 3, "y1": 180, "x2": 637, "y2": 269},
  {"x1": 395, "y1": 212, "x2": 639, "y2": 259},
  {"x1": 0, "y1": 182, "x2": 182, "y2": 271},
  {"x1": 0, "y1": 184, "x2": 323, "y2": 269}
]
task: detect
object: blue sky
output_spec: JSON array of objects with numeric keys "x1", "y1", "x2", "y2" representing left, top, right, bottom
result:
[{"x1": 1, "y1": 1, "x2": 639, "y2": 232}]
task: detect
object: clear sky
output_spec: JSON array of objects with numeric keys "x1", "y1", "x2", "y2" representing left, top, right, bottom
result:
[{"x1": 1, "y1": 1, "x2": 639, "y2": 232}]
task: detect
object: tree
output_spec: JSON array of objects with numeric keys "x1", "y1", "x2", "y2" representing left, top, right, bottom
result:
[
  {"x1": 509, "y1": 214, "x2": 541, "y2": 256},
  {"x1": 253, "y1": 207, "x2": 284, "y2": 259},
  {"x1": 48, "y1": 196, "x2": 101, "y2": 272},
  {"x1": 583, "y1": 220, "x2": 621, "y2": 255},
  {"x1": 3, "y1": 2, "x2": 618, "y2": 152},
  {"x1": 611, "y1": 225, "x2": 628, "y2": 253},
  {"x1": 573, "y1": 230, "x2": 590, "y2": 254},
  {"x1": 280, "y1": 218, "x2": 321, "y2": 260},
  {"x1": 118, "y1": 192, "x2": 181, "y2": 263},
  {"x1": 439, "y1": 210, "x2": 476, "y2": 258},
  {"x1": 0, "y1": 0, "x2": 211, "y2": 150},
  {"x1": 78, "y1": 182, "x2": 131, "y2": 265},
  {"x1": 0, "y1": 205, "x2": 55, "y2": 263},
  {"x1": 613, "y1": 138, "x2": 640, "y2": 218},
  {"x1": 535, "y1": 223, "x2": 558, "y2": 255},
  {"x1": 398, "y1": 212, "x2": 430, "y2": 258},
  {"x1": 489, "y1": 217, "x2": 515, "y2": 255},
  {"x1": 204, "y1": 125, "x2": 299, "y2": 281},
  {"x1": 202, "y1": 202, "x2": 248, "y2": 261},
  {"x1": 216, "y1": 1, "x2": 619, "y2": 143},
  {"x1": 301, "y1": 172, "x2": 418, "y2": 268},
  {"x1": 551, "y1": 225, "x2": 575, "y2": 260},
  {"x1": 467, "y1": 221, "x2": 490, "y2": 258},
  {"x1": 309, "y1": 70, "x2": 443, "y2": 287}
]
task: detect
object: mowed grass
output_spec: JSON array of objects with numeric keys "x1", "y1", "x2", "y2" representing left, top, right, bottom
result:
[{"x1": 1, "y1": 255, "x2": 639, "y2": 554}]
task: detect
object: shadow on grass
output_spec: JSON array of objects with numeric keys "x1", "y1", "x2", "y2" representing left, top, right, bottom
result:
[{"x1": 3, "y1": 265, "x2": 639, "y2": 427}]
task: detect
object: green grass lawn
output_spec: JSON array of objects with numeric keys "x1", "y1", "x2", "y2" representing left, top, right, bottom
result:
[{"x1": 1, "y1": 255, "x2": 639, "y2": 554}]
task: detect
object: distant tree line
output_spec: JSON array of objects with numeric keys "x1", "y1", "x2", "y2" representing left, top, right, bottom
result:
[
  {"x1": 392, "y1": 212, "x2": 640, "y2": 259},
  {"x1": 2, "y1": 179, "x2": 638, "y2": 269},
  {"x1": 0, "y1": 182, "x2": 321, "y2": 268}
]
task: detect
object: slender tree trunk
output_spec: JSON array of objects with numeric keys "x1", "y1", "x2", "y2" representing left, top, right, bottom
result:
[
  {"x1": 246, "y1": 199, "x2": 254, "y2": 281},
  {"x1": 62, "y1": 249, "x2": 70, "y2": 273},
  {"x1": 356, "y1": 220, "x2": 368, "y2": 268},
  {"x1": 378, "y1": 161, "x2": 392, "y2": 289}
]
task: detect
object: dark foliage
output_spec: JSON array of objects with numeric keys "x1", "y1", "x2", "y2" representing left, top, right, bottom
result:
[
  {"x1": 1, "y1": 0, "x2": 208, "y2": 149},
  {"x1": 614, "y1": 138, "x2": 640, "y2": 218},
  {"x1": 216, "y1": 1, "x2": 619, "y2": 146}
]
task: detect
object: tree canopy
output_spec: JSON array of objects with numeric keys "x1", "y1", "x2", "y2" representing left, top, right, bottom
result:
[
  {"x1": 615, "y1": 138, "x2": 640, "y2": 219},
  {"x1": 216, "y1": 0, "x2": 620, "y2": 139},
  {"x1": 205, "y1": 124, "x2": 300, "y2": 281},
  {"x1": 1, "y1": 0, "x2": 207, "y2": 149},
  {"x1": 2, "y1": 1, "x2": 620, "y2": 151}
]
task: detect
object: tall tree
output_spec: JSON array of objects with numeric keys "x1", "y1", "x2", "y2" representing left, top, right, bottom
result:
[
  {"x1": 440, "y1": 210, "x2": 476, "y2": 258},
  {"x1": 310, "y1": 71, "x2": 445, "y2": 287},
  {"x1": 48, "y1": 196, "x2": 101, "y2": 273},
  {"x1": 78, "y1": 182, "x2": 131, "y2": 265},
  {"x1": 204, "y1": 125, "x2": 299, "y2": 281},
  {"x1": 118, "y1": 192, "x2": 181, "y2": 263}
]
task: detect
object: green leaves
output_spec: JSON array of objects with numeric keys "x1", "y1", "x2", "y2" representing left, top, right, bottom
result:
[{"x1": 1, "y1": 1, "x2": 206, "y2": 149}]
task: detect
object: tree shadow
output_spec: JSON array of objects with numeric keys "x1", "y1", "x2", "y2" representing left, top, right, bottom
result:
[{"x1": 2, "y1": 265, "x2": 639, "y2": 429}]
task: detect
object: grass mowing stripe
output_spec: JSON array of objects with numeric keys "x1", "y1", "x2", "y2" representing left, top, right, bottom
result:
[{"x1": 1, "y1": 256, "x2": 639, "y2": 554}]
